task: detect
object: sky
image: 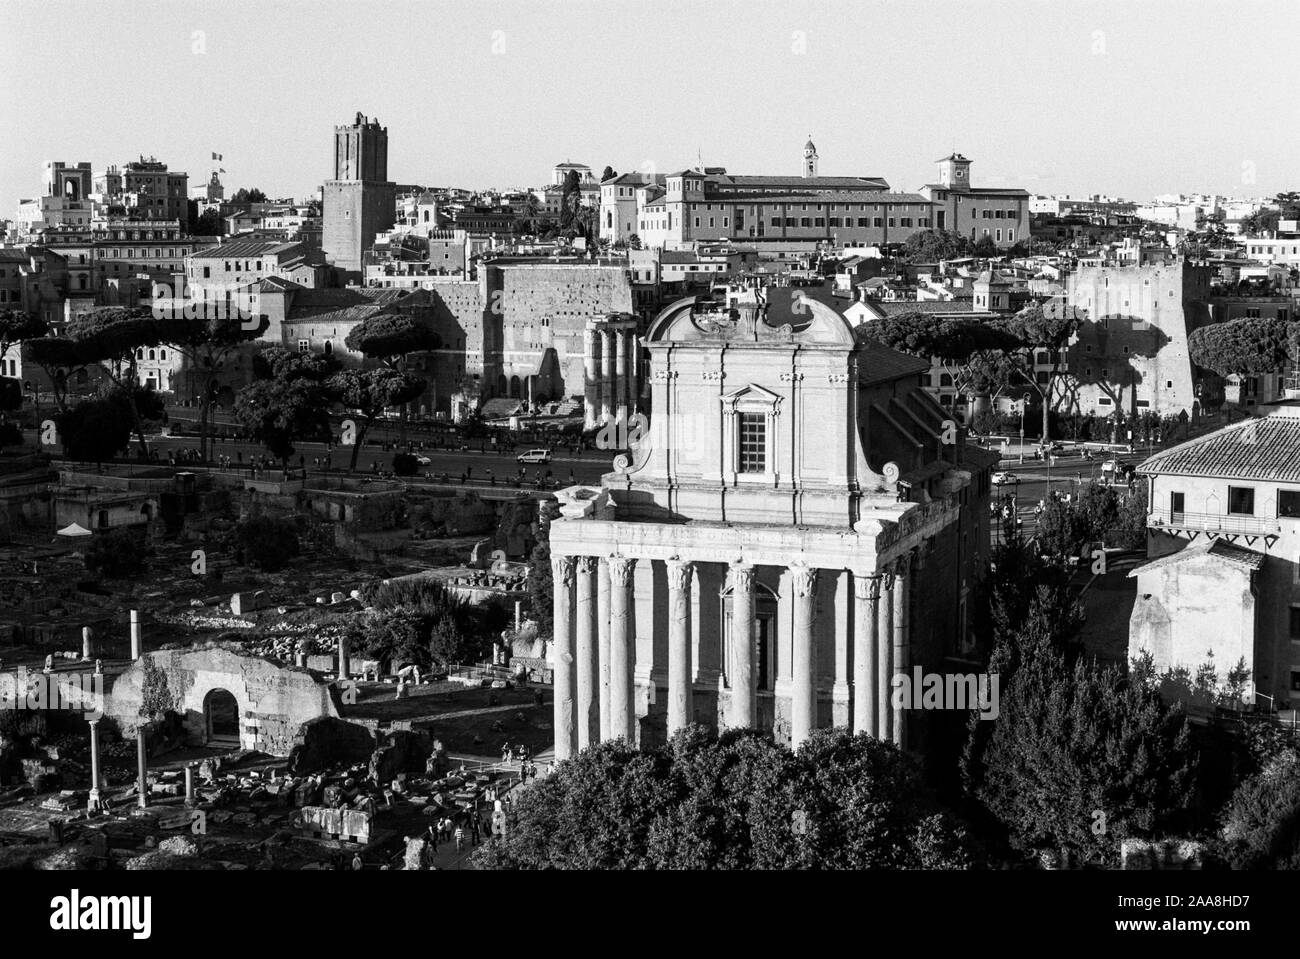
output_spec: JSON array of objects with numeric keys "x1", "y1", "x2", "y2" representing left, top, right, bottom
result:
[{"x1": 3, "y1": 0, "x2": 1299, "y2": 214}]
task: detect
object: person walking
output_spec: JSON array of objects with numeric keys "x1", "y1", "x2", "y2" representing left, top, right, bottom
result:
[{"x1": 454, "y1": 823, "x2": 465, "y2": 853}]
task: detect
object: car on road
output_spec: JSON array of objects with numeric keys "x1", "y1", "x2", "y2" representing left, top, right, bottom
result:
[
  {"x1": 991, "y1": 470, "x2": 1019, "y2": 486},
  {"x1": 414, "y1": 455, "x2": 432, "y2": 466},
  {"x1": 1040, "y1": 441, "x2": 1065, "y2": 454},
  {"x1": 516, "y1": 449, "x2": 552, "y2": 464}
]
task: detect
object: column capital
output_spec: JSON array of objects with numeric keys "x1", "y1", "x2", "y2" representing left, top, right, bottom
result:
[
  {"x1": 727, "y1": 562, "x2": 755, "y2": 593},
  {"x1": 789, "y1": 563, "x2": 817, "y2": 599},
  {"x1": 853, "y1": 572, "x2": 881, "y2": 602},
  {"x1": 575, "y1": 555, "x2": 598, "y2": 576},
  {"x1": 665, "y1": 557, "x2": 693, "y2": 591},
  {"x1": 551, "y1": 554, "x2": 576, "y2": 587},
  {"x1": 607, "y1": 554, "x2": 636, "y2": 586},
  {"x1": 893, "y1": 552, "x2": 913, "y2": 579}
]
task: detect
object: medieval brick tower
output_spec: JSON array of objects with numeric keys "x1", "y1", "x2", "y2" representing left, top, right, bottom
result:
[{"x1": 322, "y1": 112, "x2": 396, "y2": 281}]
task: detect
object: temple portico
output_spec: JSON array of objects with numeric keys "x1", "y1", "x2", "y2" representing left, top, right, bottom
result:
[{"x1": 548, "y1": 501, "x2": 953, "y2": 753}]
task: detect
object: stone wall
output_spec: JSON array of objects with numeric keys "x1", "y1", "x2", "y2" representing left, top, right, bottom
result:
[
  {"x1": 488, "y1": 263, "x2": 634, "y2": 401},
  {"x1": 104, "y1": 643, "x2": 338, "y2": 756}
]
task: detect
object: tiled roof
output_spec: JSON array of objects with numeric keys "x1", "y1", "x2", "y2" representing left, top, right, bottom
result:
[
  {"x1": 258, "y1": 276, "x2": 302, "y2": 293},
  {"x1": 872, "y1": 301, "x2": 994, "y2": 317},
  {"x1": 284, "y1": 287, "x2": 416, "y2": 325},
  {"x1": 721, "y1": 175, "x2": 890, "y2": 189},
  {"x1": 856, "y1": 340, "x2": 932, "y2": 386},
  {"x1": 1128, "y1": 538, "x2": 1266, "y2": 577},
  {"x1": 191, "y1": 239, "x2": 301, "y2": 258},
  {"x1": 920, "y1": 184, "x2": 1031, "y2": 197},
  {"x1": 684, "y1": 190, "x2": 920, "y2": 205},
  {"x1": 1137, "y1": 415, "x2": 1300, "y2": 483}
]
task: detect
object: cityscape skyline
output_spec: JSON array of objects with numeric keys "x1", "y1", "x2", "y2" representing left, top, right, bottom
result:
[{"x1": 4, "y1": 0, "x2": 1300, "y2": 213}]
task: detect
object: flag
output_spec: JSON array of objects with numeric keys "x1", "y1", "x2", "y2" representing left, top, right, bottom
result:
[{"x1": 212, "y1": 152, "x2": 223, "y2": 161}]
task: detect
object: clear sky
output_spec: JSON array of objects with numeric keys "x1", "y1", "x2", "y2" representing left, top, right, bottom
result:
[{"x1": 3, "y1": 0, "x2": 1298, "y2": 213}]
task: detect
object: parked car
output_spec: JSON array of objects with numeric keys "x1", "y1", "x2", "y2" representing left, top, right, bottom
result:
[
  {"x1": 991, "y1": 471, "x2": 1019, "y2": 486},
  {"x1": 414, "y1": 455, "x2": 432, "y2": 466},
  {"x1": 516, "y1": 449, "x2": 552, "y2": 464}
]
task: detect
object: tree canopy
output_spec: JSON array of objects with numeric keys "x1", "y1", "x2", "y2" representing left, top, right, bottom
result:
[
  {"x1": 898, "y1": 230, "x2": 973, "y2": 263},
  {"x1": 1188, "y1": 315, "x2": 1297, "y2": 377},
  {"x1": 0, "y1": 310, "x2": 48, "y2": 364},
  {"x1": 343, "y1": 314, "x2": 439, "y2": 365},
  {"x1": 475, "y1": 726, "x2": 975, "y2": 870},
  {"x1": 329, "y1": 368, "x2": 426, "y2": 470},
  {"x1": 965, "y1": 591, "x2": 1199, "y2": 866}
]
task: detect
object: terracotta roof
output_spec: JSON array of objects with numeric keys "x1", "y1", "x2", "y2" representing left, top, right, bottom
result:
[
  {"x1": 1128, "y1": 538, "x2": 1266, "y2": 577},
  {"x1": 1137, "y1": 415, "x2": 1300, "y2": 483}
]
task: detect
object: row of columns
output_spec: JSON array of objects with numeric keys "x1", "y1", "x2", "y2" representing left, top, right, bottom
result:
[
  {"x1": 551, "y1": 551, "x2": 917, "y2": 761},
  {"x1": 582, "y1": 324, "x2": 639, "y2": 429},
  {"x1": 850, "y1": 556, "x2": 912, "y2": 748}
]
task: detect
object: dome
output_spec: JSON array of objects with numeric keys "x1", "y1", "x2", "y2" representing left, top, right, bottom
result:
[{"x1": 804, "y1": 136, "x2": 817, "y2": 153}]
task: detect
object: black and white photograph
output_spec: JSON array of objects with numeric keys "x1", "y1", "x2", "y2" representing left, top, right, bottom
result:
[{"x1": 0, "y1": 0, "x2": 1293, "y2": 943}]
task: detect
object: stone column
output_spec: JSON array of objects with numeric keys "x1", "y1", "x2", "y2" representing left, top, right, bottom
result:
[
  {"x1": 551, "y1": 555, "x2": 576, "y2": 761},
  {"x1": 853, "y1": 573, "x2": 881, "y2": 736},
  {"x1": 582, "y1": 327, "x2": 599, "y2": 430},
  {"x1": 876, "y1": 568, "x2": 894, "y2": 741},
  {"x1": 81, "y1": 626, "x2": 94, "y2": 661},
  {"x1": 666, "y1": 558, "x2": 694, "y2": 736},
  {"x1": 600, "y1": 328, "x2": 616, "y2": 427},
  {"x1": 130, "y1": 609, "x2": 141, "y2": 659},
  {"x1": 136, "y1": 727, "x2": 148, "y2": 809},
  {"x1": 575, "y1": 556, "x2": 599, "y2": 750},
  {"x1": 608, "y1": 555, "x2": 636, "y2": 742},
  {"x1": 790, "y1": 565, "x2": 818, "y2": 749},
  {"x1": 338, "y1": 633, "x2": 350, "y2": 681},
  {"x1": 597, "y1": 557, "x2": 612, "y2": 741},
  {"x1": 184, "y1": 764, "x2": 195, "y2": 806},
  {"x1": 728, "y1": 563, "x2": 756, "y2": 730},
  {"x1": 630, "y1": 331, "x2": 641, "y2": 411},
  {"x1": 87, "y1": 719, "x2": 102, "y2": 813},
  {"x1": 614, "y1": 327, "x2": 629, "y2": 424},
  {"x1": 892, "y1": 556, "x2": 911, "y2": 750}
]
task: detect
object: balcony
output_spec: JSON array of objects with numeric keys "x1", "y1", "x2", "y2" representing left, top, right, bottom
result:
[{"x1": 1148, "y1": 509, "x2": 1281, "y2": 537}]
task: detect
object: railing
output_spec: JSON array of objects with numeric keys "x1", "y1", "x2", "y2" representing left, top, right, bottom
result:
[{"x1": 1147, "y1": 509, "x2": 1280, "y2": 535}]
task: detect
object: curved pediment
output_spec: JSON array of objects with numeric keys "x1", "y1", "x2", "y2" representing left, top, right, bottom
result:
[{"x1": 646, "y1": 290, "x2": 856, "y2": 348}]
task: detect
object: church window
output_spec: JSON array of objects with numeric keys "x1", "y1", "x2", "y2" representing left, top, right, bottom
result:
[{"x1": 738, "y1": 413, "x2": 766, "y2": 473}]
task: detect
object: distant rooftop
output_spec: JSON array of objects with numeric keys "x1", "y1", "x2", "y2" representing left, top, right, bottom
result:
[{"x1": 1138, "y1": 415, "x2": 1300, "y2": 483}]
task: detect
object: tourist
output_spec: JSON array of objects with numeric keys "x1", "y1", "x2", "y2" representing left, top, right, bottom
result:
[{"x1": 454, "y1": 824, "x2": 465, "y2": 852}]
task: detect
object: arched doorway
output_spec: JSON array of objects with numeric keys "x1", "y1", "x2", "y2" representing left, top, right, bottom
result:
[{"x1": 204, "y1": 689, "x2": 240, "y2": 746}]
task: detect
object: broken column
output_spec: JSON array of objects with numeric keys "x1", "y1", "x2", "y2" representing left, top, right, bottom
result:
[
  {"x1": 136, "y1": 727, "x2": 148, "y2": 809},
  {"x1": 130, "y1": 609, "x2": 142, "y2": 659},
  {"x1": 184, "y1": 764, "x2": 195, "y2": 806},
  {"x1": 338, "y1": 634, "x2": 350, "y2": 680},
  {"x1": 81, "y1": 626, "x2": 94, "y2": 661}
]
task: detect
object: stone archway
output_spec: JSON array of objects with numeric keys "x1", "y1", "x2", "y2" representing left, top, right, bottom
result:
[{"x1": 204, "y1": 688, "x2": 240, "y2": 746}]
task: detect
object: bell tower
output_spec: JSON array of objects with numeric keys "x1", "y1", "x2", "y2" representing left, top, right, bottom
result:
[
  {"x1": 803, "y1": 136, "x2": 818, "y2": 178},
  {"x1": 937, "y1": 152, "x2": 972, "y2": 191}
]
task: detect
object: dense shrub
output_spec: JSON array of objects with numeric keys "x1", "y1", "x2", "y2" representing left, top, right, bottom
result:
[
  {"x1": 223, "y1": 515, "x2": 300, "y2": 572},
  {"x1": 83, "y1": 527, "x2": 148, "y2": 578}
]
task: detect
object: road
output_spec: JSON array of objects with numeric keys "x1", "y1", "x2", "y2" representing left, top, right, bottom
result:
[{"x1": 986, "y1": 449, "x2": 1144, "y2": 543}]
